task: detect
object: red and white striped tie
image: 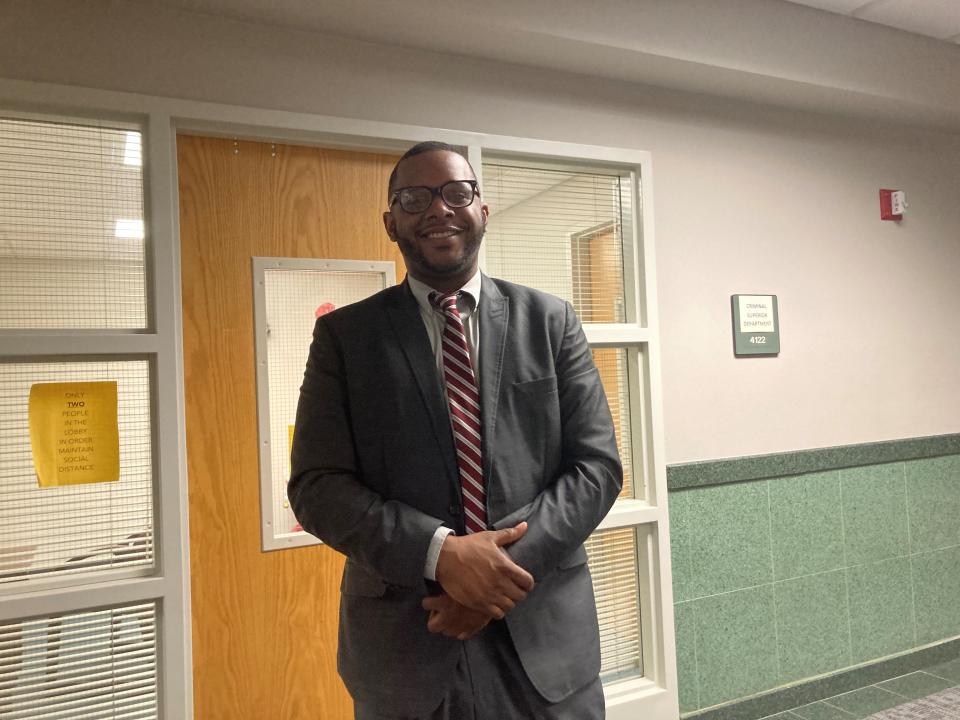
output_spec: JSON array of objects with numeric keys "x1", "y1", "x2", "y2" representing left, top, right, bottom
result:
[{"x1": 430, "y1": 291, "x2": 486, "y2": 534}]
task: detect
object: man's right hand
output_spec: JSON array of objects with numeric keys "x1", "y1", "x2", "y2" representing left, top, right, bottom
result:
[{"x1": 434, "y1": 522, "x2": 535, "y2": 618}]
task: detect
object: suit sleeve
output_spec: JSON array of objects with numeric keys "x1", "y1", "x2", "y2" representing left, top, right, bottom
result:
[
  {"x1": 497, "y1": 302, "x2": 623, "y2": 581},
  {"x1": 288, "y1": 316, "x2": 444, "y2": 594}
]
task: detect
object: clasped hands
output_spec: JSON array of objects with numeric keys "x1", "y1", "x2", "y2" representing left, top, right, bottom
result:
[{"x1": 422, "y1": 522, "x2": 534, "y2": 641}]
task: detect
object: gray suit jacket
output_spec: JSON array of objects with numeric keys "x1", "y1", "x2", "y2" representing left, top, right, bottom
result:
[{"x1": 289, "y1": 275, "x2": 622, "y2": 716}]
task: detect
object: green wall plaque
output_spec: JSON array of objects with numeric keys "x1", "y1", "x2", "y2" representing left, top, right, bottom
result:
[{"x1": 731, "y1": 294, "x2": 780, "y2": 356}]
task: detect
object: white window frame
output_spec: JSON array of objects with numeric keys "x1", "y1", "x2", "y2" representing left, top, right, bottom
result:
[
  {"x1": 0, "y1": 77, "x2": 677, "y2": 720},
  {"x1": 471, "y1": 144, "x2": 677, "y2": 718},
  {"x1": 0, "y1": 106, "x2": 193, "y2": 718}
]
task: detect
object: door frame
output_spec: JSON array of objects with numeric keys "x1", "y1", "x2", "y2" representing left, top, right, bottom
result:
[{"x1": 0, "y1": 77, "x2": 676, "y2": 720}]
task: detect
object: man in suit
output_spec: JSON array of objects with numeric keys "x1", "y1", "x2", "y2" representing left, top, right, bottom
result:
[{"x1": 289, "y1": 141, "x2": 622, "y2": 719}]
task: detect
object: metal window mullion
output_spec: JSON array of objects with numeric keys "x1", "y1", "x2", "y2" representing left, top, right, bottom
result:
[
  {"x1": 0, "y1": 577, "x2": 166, "y2": 623},
  {"x1": 619, "y1": 169, "x2": 640, "y2": 326},
  {"x1": 583, "y1": 325, "x2": 648, "y2": 346},
  {"x1": 640, "y1": 349, "x2": 668, "y2": 508},
  {"x1": 597, "y1": 499, "x2": 660, "y2": 530},
  {"x1": 0, "y1": 334, "x2": 160, "y2": 357},
  {"x1": 631, "y1": 524, "x2": 663, "y2": 690},
  {"x1": 627, "y1": 345, "x2": 651, "y2": 504},
  {"x1": 147, "y1": 110, "x2": 192, "y2": 720}
]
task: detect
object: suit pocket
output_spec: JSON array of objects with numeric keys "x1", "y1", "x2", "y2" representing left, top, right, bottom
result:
[
  {"x1": 513, "y1": 375, "x2": 558, "y2": 395},
  {"x1": 557, "y1": 545, "x2": 588, "y2": 569},
  {"x1": 340, "y1": 561, "x2": 387, "y2": 597}
]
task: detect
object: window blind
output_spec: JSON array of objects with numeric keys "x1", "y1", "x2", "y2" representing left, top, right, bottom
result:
[
  {"x1": 0, "y1": 602, "x2": 159, "y2": 719},
  {"x1": 0, "y1": 117, "x2": 146, "y2": 329},
  {"x1": 586, "y1": 527, "x2": 643, "y2": 683},
  {"x1": 482, "y1": 162, "x2": 629, "y2": 322},
  {"x1": 592, "y1": 348, "x2": 636, "y2": 499},
  {"x1": 0, "y1": 361, "x2": 154, "y2": 587}
]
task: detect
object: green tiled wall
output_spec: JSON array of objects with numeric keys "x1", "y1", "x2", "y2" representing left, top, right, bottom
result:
[{"x1": 670, "y1": 453, "x2": 960, "y2": 715}]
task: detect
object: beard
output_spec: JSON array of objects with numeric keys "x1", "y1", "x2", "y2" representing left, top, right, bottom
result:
[{"x1": 395, "y1": 224, "x2": 485, "y2": 279}]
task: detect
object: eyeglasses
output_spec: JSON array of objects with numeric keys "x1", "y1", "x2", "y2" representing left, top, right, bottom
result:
[{"x1": 389, "y1": 180, "x2": 480, "y2": 214}]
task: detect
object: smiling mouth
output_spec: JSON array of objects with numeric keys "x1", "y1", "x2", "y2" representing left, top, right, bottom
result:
[{"x1": 421, "y1": 227, "x2": 463, "y2": 240}]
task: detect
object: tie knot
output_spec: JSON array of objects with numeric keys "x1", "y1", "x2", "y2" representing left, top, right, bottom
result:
[{"x1": 429, "y1": 291, "x2": 460, "y2": 313}]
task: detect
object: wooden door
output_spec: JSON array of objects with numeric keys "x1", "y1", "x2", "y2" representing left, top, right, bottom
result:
[{"x1": 177, "y1": 136, "x2": 403, "y2": 720}]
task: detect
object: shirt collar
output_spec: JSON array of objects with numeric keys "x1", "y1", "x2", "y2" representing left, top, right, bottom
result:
[{"x1": 407, "y1": 269, "x2": 482, "y2": 316}]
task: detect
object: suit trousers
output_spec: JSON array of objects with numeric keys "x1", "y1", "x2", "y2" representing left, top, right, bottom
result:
[{"x1": 353, "y1": 620, "x2": 605, "y2": 720}]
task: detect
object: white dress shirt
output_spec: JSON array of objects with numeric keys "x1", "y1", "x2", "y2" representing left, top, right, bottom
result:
[{"x1": 406, "y1": 271, "x2": 482, "y2": 581}]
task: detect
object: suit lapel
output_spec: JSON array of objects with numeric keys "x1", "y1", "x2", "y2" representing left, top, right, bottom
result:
[
  {"x1": 478, "y1": 275, "x2": 508, "y2": 486},
  {"x1": 385, "y1": 282, "x2": 459, "y2": 485}
]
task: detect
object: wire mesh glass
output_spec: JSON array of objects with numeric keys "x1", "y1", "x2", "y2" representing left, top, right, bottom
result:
[
  {"x1": 0, "y1": 361, "x2": 154, "y2": 587},
  {"x1": 585, "y1": 526, "x2": 643, "y2": 684},
  {"x1": 0, "y1": 601, "x2": 159, "y2": 719},
  {"x1": 591, "y1": 348, "x2": 638, "y2": 499},
  {"x1": 482, "y1": 162, "x2": 630, "y2": 322},
  {"x1": 0, "y1": 117, "x2": 147, "y2": 329},
  {"x1": 263, "y1": 267, "x2": 387, "y2": 539}
]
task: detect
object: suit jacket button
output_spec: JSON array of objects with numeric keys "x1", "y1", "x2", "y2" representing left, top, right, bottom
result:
[{"x1": 448, "y1": 505, "x2": 461, "y2": 516}]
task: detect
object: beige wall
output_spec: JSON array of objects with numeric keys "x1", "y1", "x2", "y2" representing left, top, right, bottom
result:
[{"x1": 3, "y1": 0, "x2": 958, "y2": 463}]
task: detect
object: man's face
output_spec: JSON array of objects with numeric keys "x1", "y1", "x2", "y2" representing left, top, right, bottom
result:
[{"x1": 383, "y1": 150, "x2": 489, "y2": 291}]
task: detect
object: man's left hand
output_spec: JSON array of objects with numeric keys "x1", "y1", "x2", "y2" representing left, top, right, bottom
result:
[{"x1": 422, "y1": 594, "x2": 491, "y2": 640}]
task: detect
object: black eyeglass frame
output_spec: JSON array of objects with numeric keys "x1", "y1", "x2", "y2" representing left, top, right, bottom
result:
[{"x1": 388, "y1": 180, "x2": 481, "y2": 213}]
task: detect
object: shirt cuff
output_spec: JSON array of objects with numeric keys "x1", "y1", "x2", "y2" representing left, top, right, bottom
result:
[{"x1": 424, "y1": 526, "x2": 455, "y2": 581}]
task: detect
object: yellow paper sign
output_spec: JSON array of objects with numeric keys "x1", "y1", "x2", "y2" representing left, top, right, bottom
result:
[
  {"x1": 288, "y1": 424, "x2": 295, "y2": 458},
  {"x1": 28, "y1": 381, "x2": 120, "y2": 488}
]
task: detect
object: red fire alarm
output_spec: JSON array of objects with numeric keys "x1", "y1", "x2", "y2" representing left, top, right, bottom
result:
[{"x1": 880, "y1": 189, "x2": 905, "y2": 221}]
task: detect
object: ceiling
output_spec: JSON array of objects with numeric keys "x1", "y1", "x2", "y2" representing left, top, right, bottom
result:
[
  {"x1": 786, "y1": 0, "x2": 960, "y2": 43},
  {"x1": 133, "y1": 0, "x2": 960, "y2": 132}
]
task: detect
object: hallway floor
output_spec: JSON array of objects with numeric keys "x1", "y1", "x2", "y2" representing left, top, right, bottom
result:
[{"x1": 762, "y1": 659, "x2": 960, "y2": 720}]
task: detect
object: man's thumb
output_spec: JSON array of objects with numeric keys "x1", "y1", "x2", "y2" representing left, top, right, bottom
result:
[{"x1": 494, "y1": 521, "x2": 528, "y2": 546}]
